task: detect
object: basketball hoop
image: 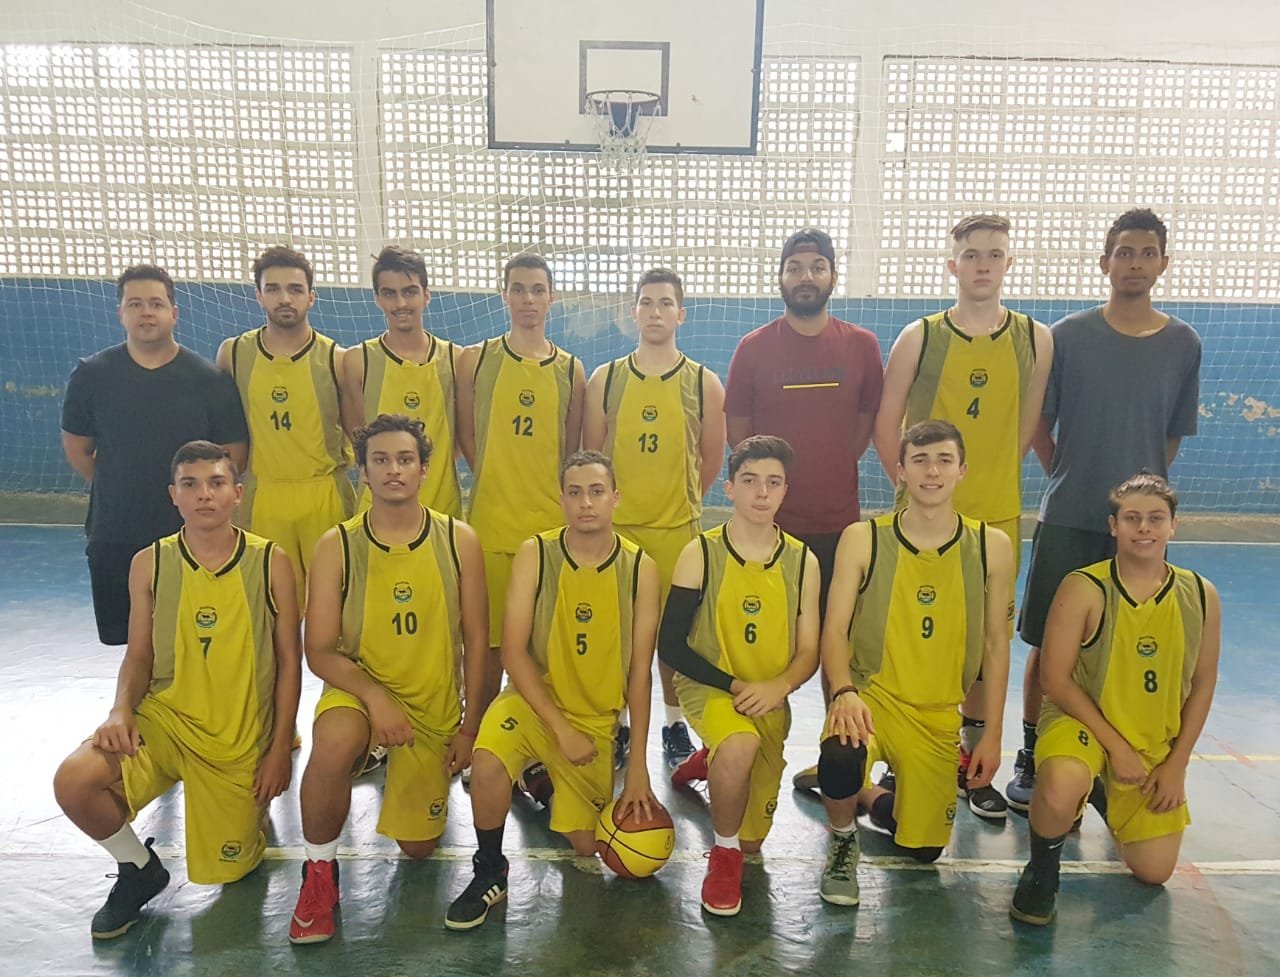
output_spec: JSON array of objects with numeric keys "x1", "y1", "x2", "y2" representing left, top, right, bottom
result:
[{"x1": 584, "y1": 89, "x2": 662, "y2": 171}]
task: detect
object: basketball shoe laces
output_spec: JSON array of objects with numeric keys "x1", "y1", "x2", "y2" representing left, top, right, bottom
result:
[{"x1": 296, "y1": 863, "x2": 338, "y2": 922}]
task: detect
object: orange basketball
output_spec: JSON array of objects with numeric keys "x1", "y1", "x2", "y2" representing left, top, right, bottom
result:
[{"x1": 594, "y1": 797, "x2": 676, "y2": 878}]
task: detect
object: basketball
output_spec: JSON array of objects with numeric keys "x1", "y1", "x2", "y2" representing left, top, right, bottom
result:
[{"x1": 594, "y1": 798, "x2": 676, "y2": 879}]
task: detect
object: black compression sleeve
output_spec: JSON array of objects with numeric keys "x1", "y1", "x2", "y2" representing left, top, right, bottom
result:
[{"x1": 658, "y1": 585, "x2": 737, "y2": 693}]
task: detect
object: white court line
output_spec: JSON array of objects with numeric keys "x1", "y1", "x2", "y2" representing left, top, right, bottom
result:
[{"x1": 3, "y1": 845, "x2": 1276, "y2": 876}]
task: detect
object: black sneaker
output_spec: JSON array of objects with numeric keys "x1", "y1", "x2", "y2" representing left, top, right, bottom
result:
[
  {"x1": 1009, "y1": 862, "x2": 1058, "y2": 926},
  {"x1": 444, "y1": 854, "x2": 509, "y2": 931},
  {"x1": 613, "y1": 725, "x2": 631, "y2": 770},
  {"x1": 90, "y1": 838, "x2": 170, "y2": 940},
  {"x1": 958, "y1": 759, "x2": 1008, "y2": 821},
  {"x1": 356, "y1": 745, "x2": 388, "y2": 778},
  {"x1": 1005, "y1": 749, "x2": 1035, "y2": 814},
  {"x1": 517, "y1": 761, "x2": 554, "y2": 809},
  {"x1": 877, "y1": 768, "x2": 896, "y2": 793},
  {"x1": 662, "y1": 721, "x2": 696, "y2": 772}
]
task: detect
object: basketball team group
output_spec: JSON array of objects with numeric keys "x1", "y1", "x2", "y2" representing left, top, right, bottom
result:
[{"x1": 51, "y1": 207, "x2": 1218, "y2": 944}]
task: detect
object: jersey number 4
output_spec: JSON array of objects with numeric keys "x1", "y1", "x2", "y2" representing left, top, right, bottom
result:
[{"x1": 965, "y1": 397, "x2": 980, "y2": 419}]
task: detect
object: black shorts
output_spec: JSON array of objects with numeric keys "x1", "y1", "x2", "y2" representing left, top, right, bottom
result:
[
  {"x1": 790, "y1": 530, "x2": 842, "y2": 626},
  {"x1": 86, "y1": 541, "x2": 147, "y2": 645},
  {"x1": 1016, "y1": 522, "x2": 1116, "y2": 648}
]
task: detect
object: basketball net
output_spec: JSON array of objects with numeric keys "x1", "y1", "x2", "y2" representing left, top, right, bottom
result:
[{"x1": 584, "y1": 90, "x2": 662, "y2": 171}]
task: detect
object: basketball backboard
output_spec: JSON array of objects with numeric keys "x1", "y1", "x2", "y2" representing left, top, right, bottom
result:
[{"x1": 486, "y1": 0, "x2": 764, "y2": 154}]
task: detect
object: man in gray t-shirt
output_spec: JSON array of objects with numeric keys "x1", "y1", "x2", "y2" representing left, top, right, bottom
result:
[{"x1": 1006, "y1": 209, "x2": 1202, "y2": 811}]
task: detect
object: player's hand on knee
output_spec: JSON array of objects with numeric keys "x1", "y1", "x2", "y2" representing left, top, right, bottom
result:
[
  {"x1": 1141, "y1": 758, "x2": 1187, "y2": 813},
  {"x1": 826, "y1": 693, "x2": 874, "y2": 746},
  {"x1": 733, "y1": 677, "x2": 789, "y2": 717},
  {"x1": 93, "y1": 708, "x2": 141, "y2": 756},
  {"x1": 369, "y1": 691, "x2": 415, "y2": 748},
  {"x1": 556, "y1": 726, "x2": 598, "y2": 767},
  {"x1": 1109, "y1": 742, "x2": 1148, "y2": 786},
  {"x1": 254, "y1": 742, "x2": 293, "y2": 803}
]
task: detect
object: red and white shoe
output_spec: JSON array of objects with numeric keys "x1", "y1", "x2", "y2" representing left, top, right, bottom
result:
[
  {"x1": 700, "y1": 845, "x2": 744, "y2": 916},
  {"x1": 671, "y1": 745, "x2": 709, "y2": 788},
  {"x1": 289, "y1": 859, "x2": 339, "y2": 944}
]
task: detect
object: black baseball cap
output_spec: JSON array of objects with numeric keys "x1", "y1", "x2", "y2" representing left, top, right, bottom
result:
[{"x1": 779, "y1": 228, "x2": 836, "y2": 272}]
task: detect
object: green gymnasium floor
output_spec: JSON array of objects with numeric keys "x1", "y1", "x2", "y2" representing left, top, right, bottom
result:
[{"x1": 4, "y1": 526, "x2": 1278, "y2": 976}]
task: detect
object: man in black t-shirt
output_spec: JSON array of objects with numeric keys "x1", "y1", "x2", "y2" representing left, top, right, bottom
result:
[{"x1": 61, "y1": 265, "x2": 248, "y2": 645}]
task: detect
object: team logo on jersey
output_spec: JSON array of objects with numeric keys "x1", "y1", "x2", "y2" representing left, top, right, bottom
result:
[
  {"x1": 641, "y1": 404, "x2": 659, "y2": 423},
  {"x1": 742, "y1": 596, "x2": 762, "y2": 615},
  {"x1": 429, "y1": 798, "x2": 446, "y2": 818},
  {"x1": 1136, "y1": 636, "x2": 1158, "y2": 658},
  {"x1": 575, "y1": 602, "x2": 593, "y2": 623},
  {"x1": 393, "y1": 581, "x2": 413, "y2": 603},
  {"x1": 195, "y1": 606, "x2": 218, "y2": 629},
  {"x1": 403, "y1": 391, "x2": 421, "y2": 410},
  {"x1": 969, "y1": 369, "x2": 989, "y2": 388},
  {"x1": 764, "y1": 799, "x2": 777, "y2": 817},
  {"x1": 945, "y1": 803, "x2": 957, "y2": 824},
  {"x1": 1078, "y1": 730, "x2": 1090, "y2": 747},
  {"x1": 916, "y1": 586, "x2": 937, "y2": 605},
  {"x1": 220, "y1": 841, "x2": 242, "y2": 861},
  {"x1": 271, "y1": 385, "x2": 289, "y2": 403},
  {"x1": 518, "y1": 388, "x2": 536, "y2": 407}
]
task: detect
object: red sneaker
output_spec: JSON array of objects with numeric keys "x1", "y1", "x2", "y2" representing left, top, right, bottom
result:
[
  {"x1": 700, "y1": 845, "x2": 744, "y2": 916},
  {"x1": 289, "y1": 859, "x2": 339, "y2": 944},
  {"x1": 671, "y1": 746, "x2": 709, "y2": 787}
]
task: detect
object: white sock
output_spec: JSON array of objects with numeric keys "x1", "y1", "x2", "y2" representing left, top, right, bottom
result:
[
  {"x1": 305, "y1": 839, "x2": 340, "y2": 863},
  {"x1": 713, "y1": 832, "x2": 740, "y2": 850},
  {"x1": 830, "y1": 820, "x2": 856, "y2": 837},
  {"x1": 619, "y1": 707, "x2": 630, "y2": 727},
  {"x1": 664, "y1": 704, "x2": 683, "y2": 726},
  {"x1": 100, "y1": 823, "x2": 150, "y2": 868},
  {"x1": 959, "y1": 719, "x2": 985, "y2": 755}
]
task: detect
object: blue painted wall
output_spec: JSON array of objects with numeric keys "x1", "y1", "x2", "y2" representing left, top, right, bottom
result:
[{"x1": 2, "y1": 279, "x2": 1277, "y2": 513}]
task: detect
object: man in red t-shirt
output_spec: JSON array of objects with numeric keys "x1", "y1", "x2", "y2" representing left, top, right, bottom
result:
[{"x1": 724, "y1": 228, "x2": 884, "y2": 789}]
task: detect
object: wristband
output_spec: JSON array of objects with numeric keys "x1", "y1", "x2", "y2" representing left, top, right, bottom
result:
[
  {"x1": 456, "y1": 727, "x2": 478, "y2": 740},
  {"x1": 829, "y1": 685, "x2": 858, "y2": 705}
]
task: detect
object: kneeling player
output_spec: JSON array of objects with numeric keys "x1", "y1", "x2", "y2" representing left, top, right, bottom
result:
[
  {"x1": 53, "y1": 441, "x2": 300, "y2": 939},
  {"x1": 815, "y1": 420, "x2": 1012, "y2": 905},
  {"x1": 658, "y1": 435, "x2": 821, "y2": 917},
  {"x1": 1010, "y1": 472, "x2": 1221, "y2": 925},
  {"x1": 289, "y1": 414, "x2": 489, "y2": 944},
  {"x1": 445, "y1": 451, "x2": 660, "y2": 931}
]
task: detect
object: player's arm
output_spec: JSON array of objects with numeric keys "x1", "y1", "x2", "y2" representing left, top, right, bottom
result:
[
  {"x1": 1019, "y1": 322, "x2": 1054, "y2": 457},
  {"x1": 500, "y1": 539, "x2": 595, "y2": 765},
  {"x1": 92, "y1": 549, "x2": 158, "y2": 756},
  {"x1": 658, "y1": 539, "x2": 739, "y2": 693},
  {"x1": 723, "y1": 343, "x2": 754, "y2": 450},
  {"x1": 447, "y1": 521, "x2": 491, "y2": 775},
  {"x1": 1031, "y1": 415, "x2": 1056, "y2": 474},
  {"x1": 698, "y1": 370, "x2": 728, "y2": 495},
  {"x1": 1165, "y1": 438, "x2": 1181, "y2": 467},
  {"x1": 873, "y1": 322, "x2": 923, "y2": 481},
  {"x1": 337, "y1": 343, "x2": 367, "y2": 439},
  {"x1": 255, "y1": 546, "x2": 301, "y2": 803},
  {"x1": 214, "y1": 336, "x2": 233, "y2": 374},
  {"x1": 820, "y1": 522, "x2": 875, "y2": 745},
  {"x1": 1144, "y1": 579, "x2": 1222, "y2": 813},
  {"x1": 734, "y1": 549, "x2": 821, "y2": 718},
  {"x1": 455, "y1": 344, "x2": 480, "y2": 471},
  {"x1": 618, "y1": 554, "x2": 661, "y2": 820},
  {"x1": 61, "y1": 431, "x2": 96, "y2": 483},
  {"x1": 581, "y1": 364, "x2": 610, "y2": 451},
  {"x1": 563, "y1": 356, "x2": 587, "y2": 457},
  {"x1": 1039, "y1": 574, "x2": 1146, "y2": 784},
  {"x1": 304, "y1": 529, "x2": 414, "y2": 748},
  {"x1": 332, "y1": 344, "x2": 357, "y2": 443},
  {"x1": 966, "y1": 526, "x2": 1014, "y2": 788}
]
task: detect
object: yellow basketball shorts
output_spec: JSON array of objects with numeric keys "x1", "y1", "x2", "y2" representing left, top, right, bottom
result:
[
  {"x1": 1036, "y1": 712, "x2": 1191, "y2": 845},
  {"x1": 474, "y1": 689, "x2": 614, "y2": 835},
  {"x1": 843, "y1": 688, "x2": 961, "y2": 850},
  {"x1": 615, "y1": 521, "x2": 700, "y2": 605},
  {"x1": 480, "y1": 548, "x2": 516, "y2": 641},
  {"x1": 677, "y1": 679, "x2": 790, "y2": 844},
  {"x1": 241, "y1": 472, "x2": 355, "y2": 605},
  {"x1": 119, "y1": 704, "x2": 264, "y2": 885},
  {"x1": 314, "y1": 687, "x2": 452, "y2": 843}
]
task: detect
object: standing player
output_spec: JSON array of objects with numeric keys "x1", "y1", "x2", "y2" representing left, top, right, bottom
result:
[
  {"x1": 723, "y1": 229, "x2": 883, "y2": 789},
  {"x1": 583, "y1": 267, "x2": 727, "y2": 773},
  {"x1": 457, "y1": 254, "x2": 586, "y2": 677},
  {"x1": 288, "y1": 415, "x2": 488, "y2": 944},
  {"x1": 445, "y1": 451, "x2": 660, "y2": 931},
  {"x1": 216, "y1": 246, "x2": 354, "y2": 607},
  {"x1": 873, "y1": 214, "x2": 1052, "y2": 820},
  {"x1": 814, "y1": 421, "x2": 1012, "y2": 907},
  {"x1": 658, "y1": 436, "x2": 821, "y2": 917},
  {"x1": 339, "y1": 245, "x2": 462, "y2": 518},
  {"x1": 52, "y1": 441, "x2": 300, "y2": 939},
  {"x1": 61, "y1": 265, "x2": 247, "y2": 647},
  {"x1": 1010, "y1": 473, "x2": 1220, "y2": 925},
  {"x1": 1012, "y1": 210, "x2": 1201, "y2": 809}
]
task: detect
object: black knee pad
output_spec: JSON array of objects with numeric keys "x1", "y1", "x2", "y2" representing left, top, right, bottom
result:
[
  {"x1": 903, "y1": 845, "x2": 944, "y2": 864},
  {"x1": 817, "y1": 736, "x2": 867, "y2": 800}
]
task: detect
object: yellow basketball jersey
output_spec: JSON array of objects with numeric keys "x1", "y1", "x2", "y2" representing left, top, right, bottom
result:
[
  {"x1": 686, "y1": 523, "x2": 808, "y2": 683},
  {"x1": 360, "y1": 334, "x2": 462, "y2": 518},
  {"x1": 468, "y1": 337, "x2": 577, "y2": 553},
  {"x1": 528, "y1": 528, "x2": 642, "y2": 736},
  {"x1": 230, "y1": 327, "x2": 352, "y2": 481},
  {"x1": 603, "y1": 353, "x2": 705, "y2": 529},
  {"x1": 338, "y1": 506, "x2": 463, "y2": 733},
  {"x1": 848, "y1": 512, "x2": 988, "y2": 709},
  {"x1": 899, "y1": 310, "x2": 1036, "y2": 521},
  {"x1": 1068, "y1": 559, "x2": 1206, "y2": 763},
  {"x1": 147, "y1": 529, "x2": 279, "y2": 762}
]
